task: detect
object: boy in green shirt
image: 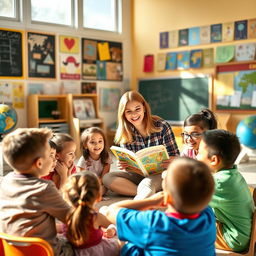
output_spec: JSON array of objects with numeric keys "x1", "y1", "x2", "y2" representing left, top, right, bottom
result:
[{"x1": 197, "y1": 129, "x2": 254, "y2": 252}]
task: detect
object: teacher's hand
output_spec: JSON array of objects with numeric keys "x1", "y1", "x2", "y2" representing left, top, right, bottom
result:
[{"x1": 161, "y1": 156, "x2": 176, "y2": 170}]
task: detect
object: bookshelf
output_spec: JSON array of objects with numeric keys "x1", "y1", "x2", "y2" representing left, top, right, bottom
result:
[
  {"x1": 27, "y1": 95, "x2": 69, "y2": 133},
  {"x1": 67, "y1": 94, "x2": 104, "y2": 157}
]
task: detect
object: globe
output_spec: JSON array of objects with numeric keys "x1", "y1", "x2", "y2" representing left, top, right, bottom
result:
[
  {"x1": 236, "y1": 115, "x2": 256, "y2": 149},
  {"x1": 0, "y1": 104, "x2": 18, "y2": 134}
]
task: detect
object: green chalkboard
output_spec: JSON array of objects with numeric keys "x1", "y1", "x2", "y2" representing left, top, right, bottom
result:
[{"x1": 139, "y1": 76, "x2": 210, "y2": 123}]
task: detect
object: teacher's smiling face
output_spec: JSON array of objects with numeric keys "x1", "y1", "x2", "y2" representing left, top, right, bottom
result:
[{"x1": 124, "y1": 100, "x2": 145, "y2": 128}]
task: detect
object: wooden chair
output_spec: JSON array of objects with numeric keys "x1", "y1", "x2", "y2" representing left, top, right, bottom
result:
[
  {"x1": 0, "y1": 232, "x2": 54, "y2": 256},
  {"x1": 216, "y1": 210, "x2": 256, "y2": 256}
]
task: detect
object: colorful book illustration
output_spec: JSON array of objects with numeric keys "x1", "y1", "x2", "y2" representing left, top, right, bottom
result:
[
  {"x1": 168, "y1": 30, "x2": 179, "y2": 48},
  {"x1": 248, "y1": 18, "x2": 256, "y2": 39},
  {"x1": 166, "y1": 52, "x2": 177, "y2": 70},
  {"x1": 211, "y1": 24, "x2": 222, "y2": 43},
  {"x1": 156, "y1": 53, "x2": 166, "y2": 71},
  {"x1": 178, "y1": 29, "x2": 189, "y2": 46},
  {"x1": 200, "y1": 26, "x2": 211, "y2": 44},
  {"x1": 177, "y1": 51, "x2": 190, "y2": 69},
  {"x1": 190, "y1": 49, "x2": 202, "y2": 68},
  {"x1": 202, "y1": 48, "x2": 214, "y2": 68},
  {"x1": 234, "y1": 20, "x2": 247, "y2": 40},
  {"x1": 160, "y1": 32, "x2": 169, "y2": 49},
  {"x1": 110, "y1": 145, "x2": 169, "y2": 177},
  {"x1": 189, "y1": 27, "x2": 200, "y2": 46},
  {"x1": 144, "y1": 55, "x2": 154, "y2": 72},
  {"x1": 222, "y1": 22, "x2": 234, "y2": 42},
  {"x1": 215, "y1": 45, "x2": 235, "y2": 63},
  {"x1": 235, "y1": 44, "x2": 256, "y2": 61}
]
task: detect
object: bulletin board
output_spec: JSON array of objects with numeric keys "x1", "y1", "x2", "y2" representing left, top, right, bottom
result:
[
  {"x1": 214, "y1": 61, "x2": 256, "y2": 112},
  {"x1": 0, "y1": 28, "x2": 24, "y2": 79}
]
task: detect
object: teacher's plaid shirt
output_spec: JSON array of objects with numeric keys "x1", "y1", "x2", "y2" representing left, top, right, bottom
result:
[{"x1": 120, "y1": 119, "x2": 180, "y2": 156}]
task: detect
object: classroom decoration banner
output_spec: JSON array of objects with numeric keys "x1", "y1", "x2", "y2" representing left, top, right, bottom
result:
[
  {"x1": 27, "y1": 31, "x2": 56, "y2": 79},
  {"x1": 82, "y1": 38, "x2": 123, "y2": 81}
]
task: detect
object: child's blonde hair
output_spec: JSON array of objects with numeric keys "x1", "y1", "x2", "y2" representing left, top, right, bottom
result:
[
  {"x1": 164, "y1": 157, "x2": 214, "y2": 214},
  {"x1": 64, "y1": 172, "x2": 100, "y2": 247},
  {"x1": 3, "y1": 128, "x2": 52, "y2": 172},
  {"x1": 51, "y1": 133, "x2": 74, "y2": 153},
  {"x1": 115, "y1": 91, "x2": 161, "y2": 144},
  {"x1": 81, "y1": 127, "x2": 109, "y2": 164}
]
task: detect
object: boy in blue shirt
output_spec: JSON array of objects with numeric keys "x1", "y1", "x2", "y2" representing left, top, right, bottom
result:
[
  {"x1": 197, "y1": 129, "x2": 254, "y2": 252},
  {"x1": 106, "y1": 157, "x2": 216, "y2": 256}
]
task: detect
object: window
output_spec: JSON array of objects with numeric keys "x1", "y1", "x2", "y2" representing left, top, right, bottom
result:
[
  {"x1": 31, "y1": 0, "x2": 74, "y2": 26},
  {"x1": 0, "y1": 0, "x2": 19, "y2": 20},
  {"x1": 83, "y1": 0, "x2": 121, "y2": 32}
]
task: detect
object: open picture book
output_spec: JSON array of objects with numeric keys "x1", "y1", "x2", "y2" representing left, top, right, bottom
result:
[{"x1": 110, "y1": 145, "x2": 169, "y2": 177}]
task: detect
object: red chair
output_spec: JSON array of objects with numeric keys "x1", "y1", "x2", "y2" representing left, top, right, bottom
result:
[{"x1": 0, "y1": 232, "x2": 54, "y2": 256}]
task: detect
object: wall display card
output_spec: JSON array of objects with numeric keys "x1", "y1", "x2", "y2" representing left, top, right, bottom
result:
[
  {"x1": 61, "y1": 81, "x2": 81, "y2": 94},
  {"x1": 235, "y1": 43, "x2": 256, "y2": 61},
  {"x1": 168, "y1": 30, "x2": 178, "y2": 48},
  {"x1": 178, "y1": 29, "x2": 189, "y2": 46},
  {"x1": 234, "y1": 20, "x2": 247, "y2": 40},
  {"x1": 0, "y1": 28, "x2": 24, "y2": 78},
  {"x1": 248, "y1": 18, "x2": 256, "y2": 39},
  {"x1": 160, "y1": 32, "x2": 169, "y2": 49},
  {"x1": 215, "y1": 45, "x2": 235, "y2": 63},
  {"x1": 81, "y1": 82, "x2": 97, "y2": 94},
  {"x1": 60, "y1": 54, "x2": 81, "y2": 80},
  {"x1": 0, "y1": 82, "x2": 12, "y2": 103},
  {"x1": 177, "y1": 51, "x2": 190, "y2": 70},
  {"x1": 166, "y1": 52, "x2": 177, "y2": 70},
  {"x1": 59, "y1": 35, "x2": 79, "y2": 54},
  {"x1": 202, "y1": 48, "x2": 214, "y2": 68},
  {"x1": 156, "y1": 53, "x2": 166, "y2": 71},
  {"x1": 200, "y1": 26, "x2": 211, "y2": 44},
  {"x1": 82, "y1": 38, "x2": 122, "y2": 81},
  {"x1": 210, "y1": 24, "x2": 222, "y2": 43},
  {"x1": 27, "y1": 32, "x2": 56, "y2": 78},
  {"x1": 27, "y1": 82, "x2": 44, "y2": 94},
  {"x1": 143, "y1": 55, "x2": 154, "y2": 72},
  {"x1": 188, "y1": 27, "x2": 200, "y2": 46},
  {"x1": 190, "y1": 49, "x2": 202, "y2": 68},
  {"x1": 99, "y1": 87, "x2": 121, "y2": 112},
  {"x1": 222, "y1": 22, "x2": 234, "y2": 42}
]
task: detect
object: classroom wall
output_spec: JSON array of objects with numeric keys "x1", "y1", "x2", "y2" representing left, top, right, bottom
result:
[
  {"x1": 0, "y1": 0, "x2": 131, "y2": 129},
  {"x1": 131, "y1": 0, "x2": 256, "y2": 133}
]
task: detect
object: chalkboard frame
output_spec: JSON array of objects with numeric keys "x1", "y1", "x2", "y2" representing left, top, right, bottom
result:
[
  {"x1": 214, "y1": 61, "x2": 256, "y2": 113},
  {"x1": 0, "y1": 28, "x2": 24, "y2": 79},
  {"x1": 138, "y1": 74, "x2": 212, "y2": 124}
]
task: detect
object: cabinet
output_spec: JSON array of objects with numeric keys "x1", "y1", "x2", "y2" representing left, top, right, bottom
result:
[
  {"x1": 27, "y1": 94, "x2": 69, "y2": 133},
  {"x1": 67, "y1": 94, "x2": 104, "y2": 157}
]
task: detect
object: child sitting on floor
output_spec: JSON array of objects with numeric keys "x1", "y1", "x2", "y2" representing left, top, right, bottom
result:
[
  {"x1": 106, "y1": 157, "x2": 216, "y2": 256},
  {"x1": 0, "y1": 128, "x2": 73, "y2": 256},
  {"x1": 197, "y1": 129, "x2": 254, "y2": 252}
]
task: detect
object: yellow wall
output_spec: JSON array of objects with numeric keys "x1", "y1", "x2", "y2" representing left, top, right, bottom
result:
[{"x1": 131, "y1": 0, "x2": 256, "y2": 133}]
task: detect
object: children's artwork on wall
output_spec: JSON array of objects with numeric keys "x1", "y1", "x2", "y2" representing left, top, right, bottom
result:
[
  {"x1": 234, "y1": 20, "x2": 248, "y2": 40},
  {"x1": 178, "y1": 29, "x2": 189, "y2": 46},
  {"x1": 60, "y1": 54, "x2": 81, "y2": 80},
  {"x1": 27, "y1": 31, "x2": 56, "y2": 78},
  {"x1": 235, "y1": 44, "x2": 256, "y2": 61},
  {"x1": 99, "y1": 87, "x2": 121, "y2": 112},
  {"x1": 156, "y1": 53, "x2": 166, "y2": 71},
  {"x1": 168, "y1": 31, "x2": 179, "y2": 48},
  {"x1": 200, "y1": 26, "x2": 211, "y2": 44},
  {"x1": 59, "y1": 35, "x2": 79, "y2": 54},
  {"x1": 215, "y1": 45, "x2": 235, "y2": 63},
  {"x1": 82, "y1": 38, "x2": 122, "y2": 81},
  {"x1": 61, "y1": 81, "x2": 81, "y2": 94},
  {"x1": 0, "y1": 28, "x2": 24, "y2": 78},
  {"x1": 143, "y1": 55, "x2": 154, "y2": 72},
  {"x1": 202, "y1": 48, "x2": 214, "y2": 68},
  {"x1": 27, "y1": 83, "x2": 44, "y2": 94},
  {"x1": 248, "y1": 19, "x2": 256, "y2": 39},
  {"x1": 222, "y1": 22, "x2": 234, "y2": 42},
  {"x1": 43, "y1": 82, "x2": 60, "y2": 94},
  {"x1": 160, "y1": 32, "x2": 169, "y2": 49},
  {"x1": 210, "y1": 24, "x2": 222, "y2": 43},
  {"x1": 81, "y1": 82, "x2": 97, "y2": 94},
  {"x1": 189, "y1": 27, "x2": 200, "y2": 46},
  {"x1": 166, "y1": 52, "x2": 177, "y2": 70},
  {"x1": 190, "y1": 49, "x2": 202, "y2": 68},
  {"x1": 0, "y1": 82, "x2": 12, "y2": 103},
  {"x1": 177, "y1": 51, "x2": 190, "y2": 70}
]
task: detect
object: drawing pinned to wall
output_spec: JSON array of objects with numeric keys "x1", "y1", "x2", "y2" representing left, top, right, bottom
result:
[
  {"x1": 100, "y1": 88, "x2": 121, "y2": 112},
  {"x1": 27, "y1": 31, "x2": 56, "y2": 78},
  {"x1": 59, "y1": 35, "x2": 79, "y2": 53},
  {"x1": 81, "y1": 82, "x2": 97, "y2": 94},
  {"x1": 61, "y1": 81, "x2": 81, "y2": 94},
  {"x1": 0, "y1": 28, "x2": 24, "y2": 78},
  {"x1": 60, "y1": 54, "x2": 81, "y2": 79},
  {"x1": 0, "y1": 82, "x2": 12, "y2": 103},
  {"x1": 235, "y1": 44, "x2": 256, "y2": 61},
  {"x1": 222, "y1": 22, "x2": 234, "y2": 42},
  {"x1": 27, "y1": 83, "x2": 44, "y2": 94}
]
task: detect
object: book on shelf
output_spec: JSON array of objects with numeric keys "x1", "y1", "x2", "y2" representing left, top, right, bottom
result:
[
  {"x1": 110, "y1": 145, "x2": 169, "y2": 177},
  {"x1": 234, "y1": 20, "x2": 247, "y2": 40},
  {"x1": 73, "y1": 98, "x2": 96, "y2": 120}
]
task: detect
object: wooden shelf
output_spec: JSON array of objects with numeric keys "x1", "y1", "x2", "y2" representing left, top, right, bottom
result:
[{"x1": 39, "y1": 118, "x2": 68, "y2": 123}]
